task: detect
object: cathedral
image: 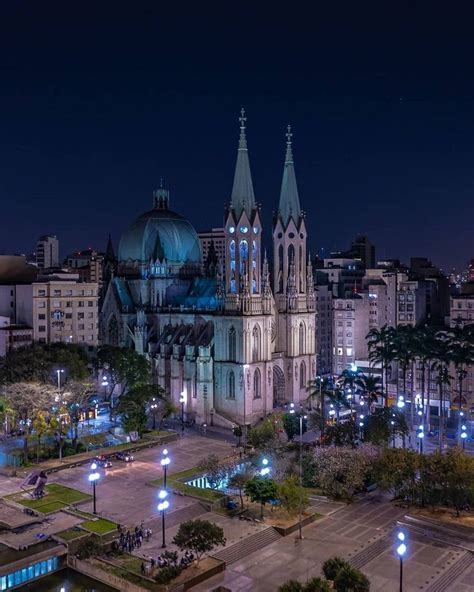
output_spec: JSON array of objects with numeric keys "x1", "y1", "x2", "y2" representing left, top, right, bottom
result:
[{"x1": 101, "y1": 111, "x2": 317, "y2": 428}]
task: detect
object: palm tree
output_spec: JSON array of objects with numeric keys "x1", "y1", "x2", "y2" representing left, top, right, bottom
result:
[
  {"x1": 325, "y1": 387, "x2": 350, "y2": 423},
  {"x1": 355, "y1": 374, "x2": 384, "y2": 412},
  {"x1": 448, "y1": 325, "x2": 474, "y2": 440},
  {"x1": 367, "y1": 326, "x2": 396, "y2": 403},
  {"x1": 306, "y1": 376, "x2": 332, "y2": 419},
  {"x1": 392, "y1": 325, "x2": 415, "y2": 402}
]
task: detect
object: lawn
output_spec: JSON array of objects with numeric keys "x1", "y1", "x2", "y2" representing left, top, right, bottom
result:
[
  {"x1": 150, "y1": 466, "x2": 225, "y2": 502},
  {"x1": 81, "y1": 518, "x2": 117, "y2": 534},
  {"x1": 5, "y1": 483, "x2": 91, "y2": 510},
  {"x1": 56, "y1": 526, "x2": 88, "y2": 540},
  {"x1": 33, "y1": 500, "x2": 68, "y2": 514}
]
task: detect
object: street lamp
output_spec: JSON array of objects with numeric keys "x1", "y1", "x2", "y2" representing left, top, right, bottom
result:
[
  {"x1": 89, "y1": 462, "x2": 100, "y2": 515},
  {"x1": 391, "y1": 420, "x2": 396, "y2": 448},
  {"x1": 396, "y1": 531, "x2": 407, "y2": 592},
  {"x1": 461, "y1": 425, "x2": 467, "y2": 451},
  {"x1": 179, "y1": 391, "x2": 187, "y2": 435},
  {"x1": 290, "y1": 403, "x2": 307, "y2": 539},
  {"x1": 417, "y1": 424, "x2": 424, "y2": 454},
  {"x1": 158, "y1": 489, "x2": 169, "y2": 548},
  {"x1": 397, "y1": 395, "x2": 405, "y2": 409},
  {"x1": 160, "y1": 448, "x2": 170, "y2": 488},
  {"x1": 259, "y1": 458, "x2": 271, "y2": 519},
  {"x1": 151, "y1": 398, "x2": 158, "y2": 430}
]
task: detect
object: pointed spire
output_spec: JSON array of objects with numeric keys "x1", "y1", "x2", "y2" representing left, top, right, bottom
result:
[
  {"x1": 105, "y1": 234, "x2": 116, "y2": 262},
  {"x1": 230, "y1": 108, "x2": 256, "y2": 219},
  {"x1": 278, "y1": 125, "x2": 301, "y2": 228}
]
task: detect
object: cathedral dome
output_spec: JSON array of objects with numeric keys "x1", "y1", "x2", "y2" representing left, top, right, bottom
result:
[{"x1": 118, "y1": 188, "x2": 202, "y2": 266}]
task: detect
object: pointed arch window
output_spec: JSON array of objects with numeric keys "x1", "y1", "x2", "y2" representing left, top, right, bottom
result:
[
  {"x1": 299, "y1": 245, "x2": 303, "y2": 292},
  {"x1": 298, "y1": 322, "x2": 306, "y2": 355},
  {"x1": 253, "y1": 368, "x2": 261, "y2": 399},
  {"x1": 288, "y1": 243, "x2": 295, "y2": 264},
  {"x1": 278, "y1": 245, "x2": 284, "y2": 293},
  {"x1": 228, "y1": 371, "x2": 236, "y2": 399},
  {"x1": 299, "y1": 361, "x2": 306, "y2": 389},
  {"x1": 252, "y1": 325, "x2": 261, "y2": 362},
  {"x1": 239, "y1": 240, "x2": 248, "y2": 274},
  {"x1": 228, "y1": 326, "x2": 237, "y2": 361}
]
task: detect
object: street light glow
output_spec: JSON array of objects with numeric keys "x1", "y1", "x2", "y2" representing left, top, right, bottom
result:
[
  {"x1": 397, "y1": 532, "x2": 405, "y2": 542},
  {"x1": 158, "y1": 489, "x2": 168, "y2": 500},
  {"x1": 397, "y1": 543, "x2": 406, "y2": 557}
]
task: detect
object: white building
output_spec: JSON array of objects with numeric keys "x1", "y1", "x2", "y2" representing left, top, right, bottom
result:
[
  {"x1": 36, "y1": 235, "x2": 59, "y2": 269},
  {"x1": 101, "y1": 114, "x2": 317, "y2": 427}
]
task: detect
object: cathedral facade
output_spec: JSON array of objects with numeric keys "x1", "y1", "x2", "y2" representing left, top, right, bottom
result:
[{"x1": 101, "y1": 112, "x2": 317, "y2": 428}]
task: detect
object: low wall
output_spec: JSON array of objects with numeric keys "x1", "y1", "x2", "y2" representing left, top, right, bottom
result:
[
  {"x1": 273, "y1": 513, "x2": 320, "y2": 536},
  {"x1": 68, "y1": 556, "x2": 147, "y2": 592}
]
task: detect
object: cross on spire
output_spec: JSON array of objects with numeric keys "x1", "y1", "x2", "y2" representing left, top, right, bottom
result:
[
  {"x1": 285, "y1": 124, "x2": 293, "y2": 163},
  {"x1": 238, "y1": 108, "x2": 247, "y2": 149}
]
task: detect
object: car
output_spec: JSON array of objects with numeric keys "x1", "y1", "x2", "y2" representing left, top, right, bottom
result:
[
  {"x1": 94, "y1": 455, "x2": 113, "y2": 468},
  {"x1": 115, "y1": 451, "x2": 134, "y2": 462}
]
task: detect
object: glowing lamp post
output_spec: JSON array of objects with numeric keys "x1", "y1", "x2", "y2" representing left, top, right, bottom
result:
[
  {"x1": 259, "y1": 458, "x2": 270, "y2": 519},
  {"x1": 396, "y1": 531, "x2": 407, "y2": 592},
  {"x1": 160, "y1": 448, "x2": 170, "y2": 488},
  {"x1": 89, "y1": 462, "x2": 100, "y2": 515},
  {"x1": 179, "y1": 391, "x2": 187, "y2": 434},
  {"x1": 290, "y1": 403, "x2": 307, "y2": 539},
  {"x1": 461, "y1": 425, "x2": 467, "y2": 451},
  {"x1": 417, "y1": 424, "x2": 424, "y2": 454},
  {"x1": 158, "y1": 489, "x2": 169, "y2": 548}
]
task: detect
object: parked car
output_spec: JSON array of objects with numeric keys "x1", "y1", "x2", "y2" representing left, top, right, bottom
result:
[
  {"x1": 94, "y1": 455, "x2": 113, "y2": 468},
  {"x1": 115, "y1": 451, "x2": 134, "y2": 462}
]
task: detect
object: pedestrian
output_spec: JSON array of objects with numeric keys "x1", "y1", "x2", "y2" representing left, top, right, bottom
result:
[{"x1": 141, "y1": 562, "x2": 145, "y2": 575}]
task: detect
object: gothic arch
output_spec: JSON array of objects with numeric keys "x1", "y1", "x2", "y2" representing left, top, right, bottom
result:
[
  {"x1": 273, "y1": 365, "x2": 285, "y2": 408},
  {"x1": 298, "y1": 322, "x2": 306, "y2": 355},
  {"x1": 251, "y1": 324, "x2": 261, "y2": 362},
  {"x1": 253, "y1": 368, "x2": 261, "y2": 399},
  {"x1": 228, "y1": 370, "x2": 236, "y2": 399},
  {"x1": 228, "y1": 326, "x2": 237, "y2": 361},
  {"x1": 299, "y1": 360, "x2": 306, "y2": 389}
]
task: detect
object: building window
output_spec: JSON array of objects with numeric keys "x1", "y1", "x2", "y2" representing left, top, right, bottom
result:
[
  {"x1": 299, "y1": 361, "x2": 306, "y2": 389},
  {"x1": 38, "y1": 290, "x2": 46, "y2": 296},
  {"x1": 253, "y1": 368, "x2": 261, "y2": 399},
  {"x1": 228, "y1": 326, "x2": 236, "y2": 361},
  {"x1": 53, "y1": 290, "x2": 61, "y2": 296},
  {"x1": 298, "y1": 322, "x2": 305, "y2": 355},
  {"x1": 78, "y1": 301, "x2": 84, "y2": 307},
  {"x1": 38, "y1": 326, "x2": 46, "y2": 333},
  {"x1": 252, "y1": 325, "x2": 261, "y2": 362},
  {"x1": 38, "y1": 302, "x2": 46, "y2": 309},
  {"x1": 88, "y1": 301, "x2": 94, "y2": 307},
  {"x1": 38, "y1": 314, "x2": 45, "y2": 320},
  {"x1": 228, "y1": 371, "x2": 235, "y2": 399}
]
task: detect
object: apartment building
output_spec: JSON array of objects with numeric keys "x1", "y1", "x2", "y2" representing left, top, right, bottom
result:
[
  {"x1": 198, "y1": 228, "x2": 226, "y2": 268},
  {"x1": 315, "y1": 284, "x2": 333, "y2": 375},
  {"x1": 33, "y1": 275, "x2": 99, "y2": 348},
  {"x1": 36, "y1": 235, "x2": 59, "y2": 269}
]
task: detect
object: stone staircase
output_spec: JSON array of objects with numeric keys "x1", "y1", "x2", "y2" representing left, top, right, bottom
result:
[
  {"x1": 211, "y1": 526, "x2": 282, "y2": 565},
  {"x1": 425, "y1": 552, "x2": 473, "y2": 592},
  {"x1": 348, "y1": 536, "x2": 392, "y2": 569}
]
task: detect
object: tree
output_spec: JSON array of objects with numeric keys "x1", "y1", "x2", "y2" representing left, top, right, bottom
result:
[
  {"x1": 173, "y1": 519, "x2": 225, "y2": 565},
  {"x1": 375, "y1": 448, "x2": 420, "y2": 504},
  {"x1": 392, "y1": 325, "x2": 416, "y2": 403},
  {"x1": 32, "y1": 410, "x2": 50, "y2": 463},
  {"x1": 247, "y1": 417, "x2": 279, "y2": 451},
  {"x1": 198, "y1": 454, "x2": 229, "y2": 490},
  {"x1": 277, "y1": 474, "x2": 309, "y2": 515},
  {"x1": 325, "y1": 387, "x2": 350, "y2": 423},
  {"x1": 333, "y1": 565, "x2": 370, "y2": 592},
  {"x1": 363, "y1": 408, "x2": 408, "y2": 446},
  {"x1": 355, "y1": 374, "x2": 384, "y2": 411},
  {"x1": 323, "y1": 420, "x2": 358, "y2": 447},
  {"x1": 96, "y1": 345, "x2": 150, "y2": 399},
  {"x1": 228, "y1": 465, "x2": 253, "y2": 509},
  {"x1": 448, "y1": 326, "x2": 474, "y2": 440},
  {"x1": 0, "y1": 397, "x2": 15, "y2": 437},
  {"x1": 113, "y1": 384, "x2": 164, "y2": 436},
  {"x1": 282, "y1": 412, "x2": 307, "y2": 441},
  {"x1": 322, "y1": 557, "x2": 350, "y2": 581},
  {"x1": 306, "y1": 376, "x2": 332, "y2": 417},
  {"x1": 437, "y1": 448, "x2": 474, "y2": 516},
  {"x1": 0, "y1": 342, "x2": 89, "y2": 385},
  {"x1": 4, "y1": 382, "x2": 52, "y2": 462},
  {"x1": 49, "y1": 405, "x2": 69, "y2": 460},
  {"x1": 62, "y1": 381, "x2": 94, "y2": 451},
  {"x1": 279, "y1": 582, "x2": 304, "y2": 592},
  {"x1": 367, "y1": 325, "x2": 396, "y2": 401},
  {"x1": 244, "y1": 476, "x2": 278, "y2": 519},
  {"x1": 305, "y1": 578, "x2": 331, "y2": 592}
]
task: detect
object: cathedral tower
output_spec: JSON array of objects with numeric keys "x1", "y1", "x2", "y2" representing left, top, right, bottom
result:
[{"x1": 224, "y1": 109, "x2": 262, "y2": 314}]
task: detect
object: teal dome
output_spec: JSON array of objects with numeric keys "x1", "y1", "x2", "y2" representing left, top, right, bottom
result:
[{"x1": 118, "y1": 206, "x2": 202, "y2": 266}]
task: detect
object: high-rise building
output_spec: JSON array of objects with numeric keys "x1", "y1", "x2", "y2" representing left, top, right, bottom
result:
[
  {"x1": 198, "y1": 228, "x2": 225, "y2": 269},
  {"x1": 36, "y1": 235, "x2": 59, "y2": 269},
  {"x1": 350, "y1": 235, "x2": 376, "y2": 268}
]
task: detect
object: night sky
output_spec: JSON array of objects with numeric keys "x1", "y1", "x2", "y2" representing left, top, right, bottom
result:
[{"x1": 1, "y1": 2, "x2": 473, "y2": 271}]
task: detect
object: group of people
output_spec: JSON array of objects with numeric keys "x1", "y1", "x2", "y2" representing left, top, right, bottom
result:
[
  {"x1": 147, "y1": 550, "x2": 195, "y2": 571},
  {"x1": 116, "y1": 522, "x2": 152, "y2": 553}
]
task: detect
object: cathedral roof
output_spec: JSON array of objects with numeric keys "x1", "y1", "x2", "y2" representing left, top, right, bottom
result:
[
  {"x1": 230, "y1": 109, "x2": 256, "y2": 219},
  {"x1": 277, "y1": 126, "x2": 302, "y2": 228},
  {"x1": 118, "y1": 188, "x2": 201, "y2": 266}
]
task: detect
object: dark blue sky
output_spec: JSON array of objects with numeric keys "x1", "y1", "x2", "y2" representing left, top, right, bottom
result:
[{"x1": 1, "y1": 2, "x2": 473, "y2": 271}]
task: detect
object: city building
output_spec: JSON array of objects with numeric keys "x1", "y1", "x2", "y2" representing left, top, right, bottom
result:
[
  {"x1": 33, "y1": 273, "x2": 99, "y2": 348},
  {"x1": 35, "y1": 235, "x2": 59, "y2": 269},
  {"x1": 315, "y1": 284, "x2": 333, "y2": 376},
  {"x1": 101, "y1": 114, "x2": 317, "y2": 427},
  {"x1": 64, "y1": 249, "x2": 104, "y2": 291},
  {"x1": 198, "y1": 228, "x2": 226, "y2": 269},
  {"x1": 349, "y1": 234, "x2": 376, "y2": 268},
  {"x1": 0, "y1": 316, "x2": 33, "y2": 356}
]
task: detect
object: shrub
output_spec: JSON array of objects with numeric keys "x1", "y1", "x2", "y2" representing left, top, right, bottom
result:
[
  {"x1": 76, "y1": 535, "x2": 101, "y2": 560},
  {"x1": 279, "y1": 581, "x2": 304, "y2": 592},
  {"x1": 155, "y1": 565, "x2": 182, "y2": 584},
  {"x1": 322, "y1": 557, "x2": 349, "y2": 581},
  {"x1": 334, "y1": 565, "x2": 370, "y2": 591},
  {"x1": 305, "y1": 578, "x2": 331, "y2": 592}
]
